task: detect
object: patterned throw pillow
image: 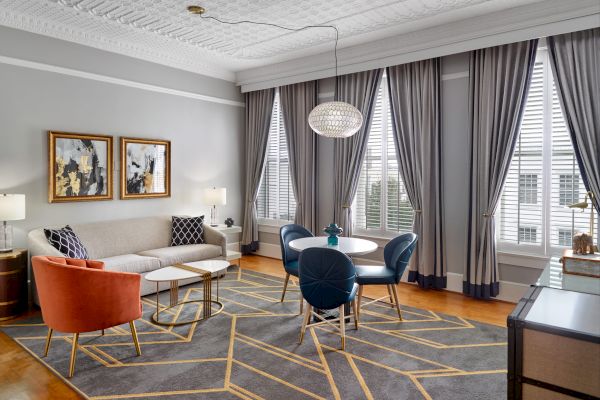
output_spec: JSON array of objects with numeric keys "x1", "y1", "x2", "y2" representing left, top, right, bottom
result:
[
  {"x1": 171, "y1": 216, "x2": 205, "y2": 246},
  {"x1": 44, "y1": 225, "x2": 89, "y2": 259}
]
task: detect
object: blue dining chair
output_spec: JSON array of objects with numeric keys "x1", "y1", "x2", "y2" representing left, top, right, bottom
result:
[
  {"x1": 298, "y1": 247, "x2": 359, "y2": 350},
  {"x1": 355, "y1": 233, "x2": 417, "y2": 322},
  {"x1": 279, "y1": 224, "x2": 313, "y2": 314}
]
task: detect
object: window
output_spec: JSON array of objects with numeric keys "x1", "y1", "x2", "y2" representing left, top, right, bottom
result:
[
  {"x1": 498, "y1": 49, "x2": 598, "y2": 254},
  {"x1": 256, "y1": 90, "x2": 296, "y2": 223},
  {"x1": 518, "y1": 174, "x2": 538, "y2": 204},
  {"x1": 353, "y1": 75, "x2": 414, "y2": 236}
]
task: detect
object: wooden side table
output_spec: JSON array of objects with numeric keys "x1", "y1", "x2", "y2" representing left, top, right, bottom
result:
[{"x1": 0, "y1": 248, "x2": 28, "y2": 321}]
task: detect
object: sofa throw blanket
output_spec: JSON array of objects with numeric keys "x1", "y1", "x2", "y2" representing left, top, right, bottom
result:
[
  {"x1": 44, "y1": 225, "x2": 89, "y2": 259},
  {"x1": 171, "y1": 216, "x2": 205, "y2": 246}
]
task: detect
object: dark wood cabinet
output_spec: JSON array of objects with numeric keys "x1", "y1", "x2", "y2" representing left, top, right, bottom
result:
[{"x1": 0, "y1": 249, "x2": 28, "y2": 321}]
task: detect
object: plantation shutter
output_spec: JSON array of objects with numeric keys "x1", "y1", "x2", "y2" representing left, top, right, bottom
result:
[
  {"x1": 354, "y1": 76, "x2": 414, "y2": 234},
  {"x1": 499, "y1": 61, "x2": 544, "y2": 245},
  {"x1": 256, "y1": 90, "x2": 296, "y2": 222}
]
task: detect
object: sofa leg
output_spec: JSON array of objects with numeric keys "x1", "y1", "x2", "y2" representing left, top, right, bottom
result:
[
  {"x1": 101, "y1": 329, "x2": 105, "y2": 336},
  {"x1": 281, "y1": 273, "x2": 290, "y2": 302},
  {"x1": 68, "y1": 333, "x2": 79, "y2": 378},
  {"x1": 130, "y1": 321, "x2": 142, "y2": 356},
  {"x1": 43, "y1": 328, "x2": 53, "y2": 357}
]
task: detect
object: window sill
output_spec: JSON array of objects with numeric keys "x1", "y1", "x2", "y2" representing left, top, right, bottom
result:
[
  {"x1": 497, "y1": 251, "x2": 550, "y2": 269},
  {"x1": 258, "y1": 220, "x2": 292, "y2": 234}
]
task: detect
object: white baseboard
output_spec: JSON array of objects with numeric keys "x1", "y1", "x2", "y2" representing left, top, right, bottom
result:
[{"x1": 258, "y1": 243, "x2": 529, "y2": 303}]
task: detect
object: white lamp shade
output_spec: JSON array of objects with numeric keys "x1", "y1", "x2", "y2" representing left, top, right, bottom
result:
[
  {"x1": 308, "y1": 101, "x2": 363, "y2": 138},
  {"x1": 202, "y1": 187, "x2": 226, "y2": 206},
  {"x1": 0, "y1": 194, "x2": 26, "y2": 221}
]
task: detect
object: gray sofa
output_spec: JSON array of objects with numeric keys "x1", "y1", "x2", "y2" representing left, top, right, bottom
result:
[{"x1": 28, "y1": 216, "x2": 227, "y2": 304}]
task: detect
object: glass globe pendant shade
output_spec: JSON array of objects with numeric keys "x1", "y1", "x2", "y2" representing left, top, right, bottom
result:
[{"x1": 308, "y1": 101, "x2": 363, "y2": 138}]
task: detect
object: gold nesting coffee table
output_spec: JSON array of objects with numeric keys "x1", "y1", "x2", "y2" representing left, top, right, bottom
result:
[{"x1": 145, "y1": 260, "x2": 229, "y2": 326}]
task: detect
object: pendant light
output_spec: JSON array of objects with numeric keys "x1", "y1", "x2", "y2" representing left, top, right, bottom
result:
[{"x1": 189, "y1": 5, "x2": 363, "y2": 138}]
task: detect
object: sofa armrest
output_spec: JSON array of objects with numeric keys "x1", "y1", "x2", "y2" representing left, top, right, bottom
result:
[
  {"x1": 28, "y1": 229, "x2": 63, "y2": 258},
  {"x1": 203, "y1": 224, "x2": 227, "y2": 257}
]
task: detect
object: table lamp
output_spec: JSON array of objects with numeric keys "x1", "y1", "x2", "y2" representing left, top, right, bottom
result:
[
  {"x1": 0, "y1": 194, "x2": 26, "y2": 253},
  {"x1": 202, "y1": 187, "x2": 226, "y2": 227}
]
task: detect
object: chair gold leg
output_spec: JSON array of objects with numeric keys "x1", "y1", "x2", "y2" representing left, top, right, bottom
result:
[
  {"x1": 43, "y1": 328, "x2": 53, "y2": 357},
  {"x1": 352, "y1": 298, "x2": 359, "y2": 330},
  {"x1": 130, "y1": 321, "x2": 141, "y2": 356},
  {"x1": 391, "y1": 284, "x2": 403, "y2": 321},
  {"x1": 357, "y1": 285, "x2": 364, "y2": 322},
  {"x1": 281, "y1": 273, "x2": 290, "y2": 302},
  {"x1": 299, "y1": 304, "x2": 312, "y2": 344},
  {"x1": 299, "y1": 296, "x2": 303, "y2": 315},
  {"x1": 68, "y1": 333, "x2": 79, "y2": 378},
  {"x1": 387, "y1": 285, "x2": 395, "y2": 307},
  {"x1": 339, "y1": 304, "x2": 346, "y2": 351}
]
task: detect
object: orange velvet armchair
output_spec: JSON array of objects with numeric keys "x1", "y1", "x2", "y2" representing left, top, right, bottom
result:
[{"x1": 32, "y1": 256, "x2": 142, "y2": 377}]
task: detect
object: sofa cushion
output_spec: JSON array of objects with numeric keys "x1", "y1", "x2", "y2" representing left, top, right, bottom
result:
[
  {"x1": 171, "y1": 215, "x2": 205, "y2": 246},
  {"x1": 44, "y1": 225, "x2": 89, "y2": 259},
  {"x1": 138, "y1": 244, "x2": 222, "y2": 267},
  {"x1": 98, "y1": 254, "x2": 161, "y2": 274}
]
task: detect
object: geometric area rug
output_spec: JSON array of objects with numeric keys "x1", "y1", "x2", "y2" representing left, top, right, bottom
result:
[{"x1": 0, "y1": 266, "x2": 508, "y2": 399}]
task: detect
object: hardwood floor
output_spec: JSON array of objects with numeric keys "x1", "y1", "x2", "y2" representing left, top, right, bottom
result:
[{"x1": 0, "y1": 255, "x2": 515, "y2": 399}]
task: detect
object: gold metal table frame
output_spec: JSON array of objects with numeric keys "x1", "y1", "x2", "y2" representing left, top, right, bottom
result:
[{"x1": 151, "y1": 264, "x2": 225, "y2": 327}]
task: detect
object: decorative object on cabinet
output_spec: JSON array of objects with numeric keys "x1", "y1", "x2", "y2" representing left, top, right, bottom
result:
[
  {"x1": 202, "y1": 187, "x2": 226, "y2": 226},
  {"x1": 324, "y1": 223, "x2": 343, "y2": 246},
  {"x1": 0, "y1": 194, "x2": 25, "y2": 253},
  {"x1": 224, "y1": 217, "x2": 234, "y2": 228},
  {"x1": 561, "y1": 249, "x2": 600, "y2": 278},
  {"x1": 120, "y1": 137, "x2": 170, "y2": 199},
  {"x1": 48, "y1": 131, "x2": 113, "y2": 203},
  {"x1": 568, "y1": 191, "x2": 597, "y2": 253}
]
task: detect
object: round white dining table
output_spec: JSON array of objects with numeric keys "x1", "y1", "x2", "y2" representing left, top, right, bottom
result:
[{"x1": 289, "y1": 236, "x2": 377, "y2": 256}]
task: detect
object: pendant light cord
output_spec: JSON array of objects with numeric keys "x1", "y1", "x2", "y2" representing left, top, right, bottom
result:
[{"x1": 199, "y1": 15, "x2": 339, "y2": 97}]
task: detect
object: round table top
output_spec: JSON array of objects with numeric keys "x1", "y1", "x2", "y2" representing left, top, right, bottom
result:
[
  {"x1": 145, "y1": 259, "x2": 230, "y2": 282},
  {"x1": 289, "y1": 236, "x2": 377, "y2": 256}
]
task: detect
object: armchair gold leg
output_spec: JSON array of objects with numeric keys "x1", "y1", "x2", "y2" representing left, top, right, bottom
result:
[
  {"x1": 391, "y1": 284, "x2": 403, "y2": 321},
  {"x1": 357, "y1": 285, "x2": 364, "y2": 322},
  {"x1": 43, "y1": 328, "x2": 53, "y2": 357},
  {"x1": 339, "y1": 304, "x2": 346, "y2": 351},
  {"x1": 299, "y1": 304, "x2": 312, "y2": 344},
  {"x1": 68, "y1": 333, "x2": 79, "y2": 378},
  {"x1": 351, "y1": 298, "x2": 359, "y2": 330},
  {"x1": 130, "y1": 321, "x2": 141, "y2": 356},
  {"x1": 281, "y1": 273, "x2": 290, "y2": 302}
]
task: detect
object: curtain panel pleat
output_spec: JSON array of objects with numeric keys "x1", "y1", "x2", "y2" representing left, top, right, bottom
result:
[
  {"x1": 280, "y1": 81, "x2": 319, "y2": 233},
  {"x1": 387, "y1": 59, "x2": 445, "y2": 289},
  {"x1": 333, "y1": 69, "x2": 384, "y2": 236},
  {"x1": 241, "y1": 88, "x2": 276, "y2": 254},
  {"x1": 464, "y1": 39, "x2": 538, "y2": 299},
  {"x1": 548, "y1": 28, "x2": 600, "y2": 214}
]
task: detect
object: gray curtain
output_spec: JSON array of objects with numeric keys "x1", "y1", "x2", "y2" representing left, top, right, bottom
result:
[
  {"x1": 280, "y1": 81, "x2": 318, "y2": 233},
  {"x1": 548, "y1": 28, "x2": 600, "y2": 214},
  {"x1": 241, "y1": 88, "x2": 276, "y2": 254},
  {"x1": 387, "y1": 59, "x2": 445, "y2": 289},
  {"x1": 333, "y1": 69, "x2": 383, "y2": 236},
  {"x1": 465, "y1": 39, "x2": 538, "y2": 299}
]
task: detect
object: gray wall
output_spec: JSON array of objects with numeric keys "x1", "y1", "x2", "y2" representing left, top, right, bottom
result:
[
  {"x1": 259, "y1": 54, "x2": 539, "y2": 286},
  {"x1": 0, "y1": 27, "x2": 244, "y2": 249}
]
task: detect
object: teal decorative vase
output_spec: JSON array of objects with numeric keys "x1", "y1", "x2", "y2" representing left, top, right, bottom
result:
[{"x1": 324, "y1": 223, "x2": 343, "y2": 246}]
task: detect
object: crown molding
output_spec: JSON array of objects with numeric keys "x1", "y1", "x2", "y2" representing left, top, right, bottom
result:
[
  {"x1": 0, "y1": 8, "x2": 235, "y2": 82},
  {"x1": 236, "y1": 0, "x2": 600, "y2": 92},
  {"x1": 0, "y1": 55, "x2": 245, "y2": 107}
]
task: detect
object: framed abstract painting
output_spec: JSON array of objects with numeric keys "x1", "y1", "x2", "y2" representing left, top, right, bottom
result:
[
  {"x1": 120, "y1": 137, "x2": 171, "y2": 199},
  {"x1": 48, "y1": 131, "x2": 113, "y2": 203}
]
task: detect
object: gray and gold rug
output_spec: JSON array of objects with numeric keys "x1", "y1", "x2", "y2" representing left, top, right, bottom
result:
[{"x1": 1, "y1": 266, "x2": 508, "y2": 399}]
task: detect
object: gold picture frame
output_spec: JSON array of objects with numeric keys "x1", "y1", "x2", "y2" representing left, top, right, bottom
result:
[
  {"x1": 120, "y1": 137, "x2": 171, "y2": 199},
  {"x1": 48, "y1": 131, "x2": 113, "y2": 203}
]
